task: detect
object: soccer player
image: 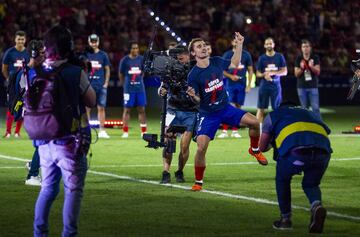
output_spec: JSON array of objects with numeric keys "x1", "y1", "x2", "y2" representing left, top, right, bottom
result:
[
  {"x1": 118, "y1": 41, "x2": 147, "y2": 138},
  {"x1": 256, "y1": 37, "x2": 287, "y2": 123},
  {"x1": 187, "y1": 33, "x2": 268, "y2": 191},
  {"x1": 2, "y1": 30, "x2": 29, "y2": 138},
  {"x1": 218, "y1": 38, "x2": 254, "y2": 138},
  {"x1": 86, "y1": 34, "x2": 111, "y2": 138},
  {"x1": 259, "y1": 101, "x2": 331, "y2": 233},
  {"x1": 294, "y1": 39, "x2": 321, "y2": 120}
]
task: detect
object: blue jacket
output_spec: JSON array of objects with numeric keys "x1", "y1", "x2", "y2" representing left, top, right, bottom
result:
[{"x1": 269, "y1": 107, "x2": 332, "y2": 157}]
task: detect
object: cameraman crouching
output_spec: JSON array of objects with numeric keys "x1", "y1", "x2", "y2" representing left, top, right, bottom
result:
[{"x1": 158, "y1": 46, "x2": 198, "y2": 183}]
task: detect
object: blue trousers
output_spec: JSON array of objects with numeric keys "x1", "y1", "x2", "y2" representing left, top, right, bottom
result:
[
  {"x1": 34, "y1": 137, "x2": 87, "y2": 237},
  {"x1": 297, "y1": 88, "x2": 321, "y2": 120},
  {"x1": 275, "y1": 150, "x2": 330, "y2": 217}
]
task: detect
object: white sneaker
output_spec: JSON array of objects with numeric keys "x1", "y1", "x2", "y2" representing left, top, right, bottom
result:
[
  {"x1": 217, "y1": 132, "x2": 229, "y2": 138},
  {"x1": 14, "y1": 133, "x2": 20, "y2": 138},
  {"x1": 122, "y1": 132, "x2": 129, "y2": 138},
  {"x1": 98, "y1": 130, "x2": 110, "y2": 139},
  {"x1": 25, "y1": 161, "x2": 31, "y2": 171},
  {"x1": 231, "y1": 131, "x2": 242, "y2": 138},
  {"x1": 25, "y1": 176, "x2": 41, "y2": 186}
]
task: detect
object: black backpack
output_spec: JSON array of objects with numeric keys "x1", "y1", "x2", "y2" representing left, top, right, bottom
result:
[{"x1": 23, "y1": 64, "x2": 80, "y2": 140}]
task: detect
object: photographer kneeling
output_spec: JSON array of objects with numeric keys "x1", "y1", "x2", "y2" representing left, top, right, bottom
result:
[{"x1": 158, "y1": 46, "x2": 198, "y2": 183}]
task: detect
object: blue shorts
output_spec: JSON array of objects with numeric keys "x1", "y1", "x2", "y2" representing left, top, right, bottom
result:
[
  {"x1": 167, "y1": 109, "x2": 197, "y2": 132},
  {"x1": 124, "y1": 91, "x2": 147, "y2": 108},
  {"x1": 257, "y1": 82, "x2": 282, "y2": 109},
  {"x1": 93, "y1": 86, "x2": 107, "y2": 107},
  {"x1": 226, "y1": 85, "x2": 246, "y2": 105},
  {"x1": 197, "y1": 104, "x2": 247, "y2": 140}
]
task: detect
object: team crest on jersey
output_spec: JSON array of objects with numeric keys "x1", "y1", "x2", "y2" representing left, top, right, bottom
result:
[{"x1": 265, "y1": 64, "x2": 278, "y2": 71}]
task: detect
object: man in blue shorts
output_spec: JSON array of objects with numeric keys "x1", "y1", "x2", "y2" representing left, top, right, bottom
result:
[
  {"x1": 218, "y1": 38, "x2": 254, "y2": 138},
  {"x1": 86, "y1": 34, "x2": 111, "y2": 138},
  {"x1": 2, "y1": 30, "x2": 30, "y2": 138},
  {"x1": 256, "y1": 37, "x2": 287, "y2": 123},
  {"x1": 118, "y1": 41, "x2": 147, "y2": 138},
  {"x1": 187, "y1": 33, "x2": 268, "y2": 191}
]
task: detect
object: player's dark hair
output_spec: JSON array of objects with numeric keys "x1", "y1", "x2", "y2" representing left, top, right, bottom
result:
[
  {"x1": 27, "y1": 40, "x2": 44, "y2": 58},
  {"x1": 301, "y1": 39, "x2": 311, "y2": 46},
  {"x1": 15, "y1": 31, "x2": 26, "y2": 38},
  {"x1": 128, "y1": 41, "x2": 139, "y2": 50}
]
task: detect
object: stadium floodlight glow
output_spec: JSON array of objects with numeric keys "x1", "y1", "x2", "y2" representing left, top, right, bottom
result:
[
  {"x1": 182, "y1": 42, "x2": 187, "y2": 46},
  {"x1": 155, "y1": 16, "x2": 160, "y2": 21},
  {"x1": 166, "y1": 27, "x2": 170, "y2": 31},
  {"x1": 171, "y1": 32, "x2": 176, "y2": 36},
  {"x1": 160, "y1": 21, "x2": 165, "y2": 26},
  {"x1": 246, "y1": 17, "x2": 252, "y2": 24},
  {"x1": 150, "y1": 11, "x2": 154, "y2": 16},
  {"x1": 176, "y1": 37, "x2": 181, "y2": 42}
]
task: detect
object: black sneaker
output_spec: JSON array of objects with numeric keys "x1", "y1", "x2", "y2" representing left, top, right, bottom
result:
[
  {"x1": 273, "y1": 218, "x2": 293, "y2": 230},
  {"x1": 160, "y1": 171, "x2": 170, "y2": 184},
  {"x1": 174, "y1": 170, "x2": 185, "y2": 183},
  {"x1": 309, "y1": 205, "x2": 327, "y2": 233}
]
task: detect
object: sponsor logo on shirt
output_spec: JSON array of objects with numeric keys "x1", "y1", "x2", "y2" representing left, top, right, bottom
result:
[
  {"x1": 90, "y1": 61, "x2": 102, "y2": 69},
  {"x1": 129, "y1": 66, "x2": 142, "y2": 85},
  {"x1": 13, "y1": 59, "x2": 23, "y2": 68},
  {"x1": 265, "y1": 63, "x2": 278, "y2": 71}
]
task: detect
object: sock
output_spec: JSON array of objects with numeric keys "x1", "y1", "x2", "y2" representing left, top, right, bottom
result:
[
  {"x1": 15, "y1": 119, "x2": 23, "y2": 134},
  {"x1": 232, "y1": 127, "x2": 238, "y2": 132},
  {"x1": 6, "y1": 110, "x2": 14, "y2": 134},
  {"x1": 123, "y1": 126, "x2": 129, "y2": 133},
  {"x1": 140, "y1": 123, "x2": 147, "y2": 133},
  {"x1": 195, "y1": 166, "x2": 206, "y2": 184},
  {"x1": 222, "y1": 124, "x2": 228, "y2": 132},
  {"x1": 250, "y1": 136, "x2": 260, "y2": 151}
]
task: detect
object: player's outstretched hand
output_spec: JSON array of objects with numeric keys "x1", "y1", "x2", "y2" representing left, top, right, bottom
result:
[{"x1": 234, "y1": 32, "x2": 244, "y2": 45}]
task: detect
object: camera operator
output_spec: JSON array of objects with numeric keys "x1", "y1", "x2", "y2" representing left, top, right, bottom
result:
[
  {"x1": 32, "y1": 25, "x2": 96, "y2": 237},
  {"x1": 158, "y1": 45, "x2": 198, "y2": 184}
]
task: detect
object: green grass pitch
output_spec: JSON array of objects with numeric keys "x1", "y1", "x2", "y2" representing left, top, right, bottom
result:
[{"x1": 0, "y1": 107, "x2": 359, "y2": 237}]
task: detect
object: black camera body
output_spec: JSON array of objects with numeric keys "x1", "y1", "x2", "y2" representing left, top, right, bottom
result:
[
  {"x1": 70, "y1": 46, "x2": 94, "y2": 75},
  {"x1": 142, "y1": 49, "x2": 192, "y2": 153}
]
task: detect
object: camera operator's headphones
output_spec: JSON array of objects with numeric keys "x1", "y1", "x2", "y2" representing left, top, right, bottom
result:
[{"x1": 27, "y1": 40, "x2": 45, "y2": 59}]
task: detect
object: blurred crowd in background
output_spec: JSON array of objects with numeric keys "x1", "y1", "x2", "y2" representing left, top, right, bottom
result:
[{"x1": 0, "y1": 0, "x2": 358, "y2": 78}]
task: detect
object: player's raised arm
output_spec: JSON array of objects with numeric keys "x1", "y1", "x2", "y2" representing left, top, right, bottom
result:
[{"x1": 229, "y1": 32, "x2": 244, "y2": 69}]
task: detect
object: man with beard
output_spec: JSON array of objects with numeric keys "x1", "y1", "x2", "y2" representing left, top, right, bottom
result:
[
  {"x1": 256, "y1": 37, "x2": 287, "y2": 123},
  {"x1": 294, "y1": 39, "x2": 321, "y2": 120}
]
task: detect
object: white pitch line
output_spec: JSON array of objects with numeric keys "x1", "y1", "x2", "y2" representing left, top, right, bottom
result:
[
  {"x1": 1, "y1": 154, "x2": 360, "y2": 222},
  {"x1": 88, "y1": 170, "x2": 360, "y2": 222},
  {"x1": 329, "y1": 134, "x2": 360, "y2": 137},
  {"x1": 0, "y1": 166, "x2": 25, "y2": 169}
]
